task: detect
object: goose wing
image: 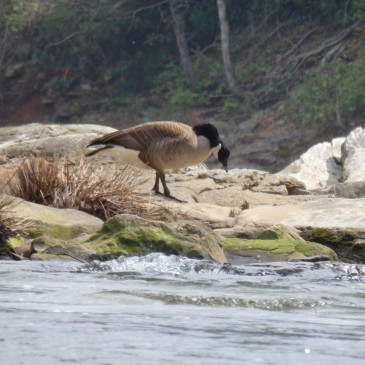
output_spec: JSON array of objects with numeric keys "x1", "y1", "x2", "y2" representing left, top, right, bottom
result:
[
  {"x1": 87, "y1": 121, "x2": 193, "y2": 151},
  {"x1": 87, "y1": 129, "x2": 142, "y2": 151}
]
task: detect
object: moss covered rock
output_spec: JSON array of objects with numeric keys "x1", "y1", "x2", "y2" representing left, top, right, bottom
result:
[
  {"x1": 167, "y1": 220, "x2": 226, "y2": 264},
  {"x1": 28, "y1": 235, "x2": 94, "y2": 262},
  {"x1": 221, "y1": 235, "x2": 338, "y2": 264},
  {"x1": 258, "y1": 224, "x2": 305, "y2": 241},
  {"x1": 300, "y1": 227, "x2": 356, "y2": 246},
  {"x1": 300, "y1": 227, "x2": 364, "y2": 262},
  {"x1": 84, "y1": 214, "x2": 227, "y2": 264},
  {"x1": 10, "y1": 198, "x2": 103, "y2": 240}
]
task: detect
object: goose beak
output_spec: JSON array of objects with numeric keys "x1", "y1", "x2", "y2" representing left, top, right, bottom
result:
[{"x1": 222, "y1": 160, "x2": 228, "y2": 172}]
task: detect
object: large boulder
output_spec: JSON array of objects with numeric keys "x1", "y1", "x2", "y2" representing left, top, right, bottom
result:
[
  {"x1": 219, "y1": 197, "x2": 365, "y2": 238},
  {"x1": 0, "y1": 123, "x2": 116, "y2": 166},
  {"x1": 84, "y1": 214, "x2": 227, "y2": 264},
  {"x1": 300, "y1": 227, "x2": 365, "y2": 262},
  {"x1": 9, "y1": 198, "x2": 103, "y2": 240},
  {"x1": 278, "y1": 138, "x2": 345, "y2": 190},
  {"x1": 221, "y1": 224, "x2": 337, "y2": 264},
  {"x1": 341, "y1": 126, "x2": 365, "y2": 183},
  {"x1": 278, "y1": 127, "x2": 365, "y2": 190}
]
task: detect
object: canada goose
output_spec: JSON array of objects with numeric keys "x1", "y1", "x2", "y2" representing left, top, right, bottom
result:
[{"x1": 86, "y1": 121, "x2": 230, "y2": 201}]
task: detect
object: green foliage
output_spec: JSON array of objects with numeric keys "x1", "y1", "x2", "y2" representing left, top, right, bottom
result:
[
  {"x1": 4, "y1": 0, "x2": 42, "y2": 32},
  {"x1": 156, "y1": 56, "x2": 223, "y2": 109},
  {"x1": 169, "y1": 87, "x2": 207, "y2": 108},
  {"x1": 222, "y1": 96, "x2": 253, "y2": 116},
  {"x1": 1, "y1": 0, "x2": 172, "y2": 96},
  {"x1": 222, "y1": 97, "x2": 241, "y2": 114},
  {"x1": 0, "y1": 0, "x2": 363, "y2": 115},
  {"x1": 351, "y1": 0, "x2": 365, "y2": 21},
  {"x1": 247, "y1": 0, "x2": 355, "y2": 24},
  {"x1": 285, "y1": 60, "x2": 365, "y2": 128}
]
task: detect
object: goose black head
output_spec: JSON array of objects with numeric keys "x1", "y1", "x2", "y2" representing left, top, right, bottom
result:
[
  {"x1": 192, "y1": 123, "x2": 220, "y2": 147},
  {"x1": 193, "y1": 123, "x2": 230, "y2": 172},
  {"x1": 218, "y1": 140, "x2": 230, "y2": 172}
]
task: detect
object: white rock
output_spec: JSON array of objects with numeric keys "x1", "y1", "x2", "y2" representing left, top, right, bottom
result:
[
  {"x1": 332, "y1": 137, "x2": 346, "y2": 162},
  {"x1": 278, "y1": 141, "x2": 342, "y2": 190},
  {"x1": 341, "y1": 127, "x2": 365, "y2": 183}
]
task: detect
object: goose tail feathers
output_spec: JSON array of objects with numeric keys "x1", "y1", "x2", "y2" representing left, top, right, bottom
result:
[{"x1": 85, "y1": 145, "x2": 114, "y2": 157}]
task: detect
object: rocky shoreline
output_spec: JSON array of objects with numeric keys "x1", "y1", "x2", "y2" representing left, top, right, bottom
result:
[{"x1": 1, "y1": 123, "x2": 365, "y2": 264}]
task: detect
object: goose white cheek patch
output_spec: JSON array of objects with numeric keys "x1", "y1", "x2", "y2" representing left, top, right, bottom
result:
[{"x1": 212, "y1": 143, "x2": 222, "y2": 159}]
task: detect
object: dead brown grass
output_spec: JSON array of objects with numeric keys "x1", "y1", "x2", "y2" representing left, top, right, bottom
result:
[
  {"x1": 0, "y1": 195, "x2": 27, "y2": 238},
  {"x1": 12, "y1": 156, "x2": 155, "y2": 220},
  {"x1": 14, "y1": 157, "x2": 60, "y2": 205},
  {"x1": 0, "y1": 195, "x2": 29, "y2": 259}
]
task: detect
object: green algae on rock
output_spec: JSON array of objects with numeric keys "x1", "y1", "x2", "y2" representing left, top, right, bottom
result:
[
  {"x1": 10, "y1": 198, "x2": 103, "y2": 240},
  {"x1": 300, "y1": 227, "x2": 364, "y2": 262},
  {"x1": 221, "y1": 235, "x2": 338, "y2": 264},
  {"x1": 258, "y1": 224, "x2": 305, "y2": 241},
  {"x1": 300, "y1": 227, "x2": 356, "y2": 247},
  {"x1": 84, "y1": 214, "x2": 227, "y2": 264}
]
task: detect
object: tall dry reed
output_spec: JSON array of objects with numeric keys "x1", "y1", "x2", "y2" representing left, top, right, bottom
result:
[
  {"x1": 0, "y1": 195, "x2": 29, "y2": 258},
  {"x1": 13, "y1": 156, "x2": 151, "y2": 220}
]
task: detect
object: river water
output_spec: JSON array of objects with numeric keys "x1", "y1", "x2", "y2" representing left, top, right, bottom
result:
[{"x1": 1, "y1": 253, "x2": 365, "y2": 365}]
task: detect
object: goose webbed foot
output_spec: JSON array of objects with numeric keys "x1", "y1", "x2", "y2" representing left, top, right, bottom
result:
[
  {"x1": 152, "y1": 171, "x2": 186, "y2": 203},
  {"x1": 151, "y1": 189, "x2": 186, "y2": 203}
]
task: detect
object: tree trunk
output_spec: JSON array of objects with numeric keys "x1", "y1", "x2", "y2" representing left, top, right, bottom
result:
[
  {"x1": 217, "y1": 0, "x2": 241, "y2": 95},
  {"x1": 169, "y1": 0, "x2": 197, "y2": 88}
]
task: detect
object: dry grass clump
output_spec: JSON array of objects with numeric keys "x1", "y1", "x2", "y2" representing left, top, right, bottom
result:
[
  {"x1": 0, "y1": 195, "x2": 29, "y2": 259},
  {"x1": 0, "y1": 195, "x2": 28, "y2": 238},
  {"x1": 13, "y1": 156, "x2": 151, "y2": 220},
  {"x1": 15, "y1": 157, "x2": 59, "y2": 205}
]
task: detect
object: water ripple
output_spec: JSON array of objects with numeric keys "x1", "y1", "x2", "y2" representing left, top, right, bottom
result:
[
  {"x1": 79, "y1": 253, "x2": 365, "y2": 281},
  {"x1": 117, "y1": 290, "x2": 330, "y2": 310}
]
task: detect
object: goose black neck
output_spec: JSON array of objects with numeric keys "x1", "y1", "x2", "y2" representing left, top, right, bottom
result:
[{"x1": 192, "y1": 123, "x2": 220, "y2": 148}]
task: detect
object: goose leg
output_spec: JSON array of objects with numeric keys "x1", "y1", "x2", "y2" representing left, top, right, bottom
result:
[
  {"x1": 152, "y1": 172, "x2": 161, "y2": 195},
  {"x1": 159, "y1": 173, "x2": 185, "y2": 203},
  {"x1": 159, "y1": 173, "x2": 171, "y2": 197}
]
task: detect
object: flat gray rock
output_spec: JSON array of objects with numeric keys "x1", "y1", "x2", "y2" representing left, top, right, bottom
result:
[{"x1": 224, "y1": 197, "x2": 365, "y2": 238}]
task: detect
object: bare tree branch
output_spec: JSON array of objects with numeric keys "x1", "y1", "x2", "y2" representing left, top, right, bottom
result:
[
  {"x1": 0, "y1": 24, "x2": 9, "y2": 72},
  {"x1": 288, "y1": 22, "x2": 358, "y2": 71},
  {"x1": 128, "y1": 0, "x2": 169, "y2": 18},
  {"x1": 169, "y1": 0, "x2": 196, "y2": 87},
  {"x1": 47, "y1": 31, "x2": 86, "y2": 48},
  {"x1": 335, "y1": 92, "x2": 343, "y2": 127},
  {"x1": 112, "y1": 0, "x2": 133, "y2": 11},
  {"x1": 320, "y1": 42, "x2": 344, "y2": 64},
  {"x1": 281, "y1": 29, "x2": 315, "y2": 60},
  {"x1": 217, "y1": 0, "x2": 241, "y2": 96}
]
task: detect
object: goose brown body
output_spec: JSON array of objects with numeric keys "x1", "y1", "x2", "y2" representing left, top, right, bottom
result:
[
  {"x1": 88, "y1": 122, "x2": 211, "y2": 171},
  {"x1": 86, "y1": 121, "x2": 230, "y2": 201}
]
